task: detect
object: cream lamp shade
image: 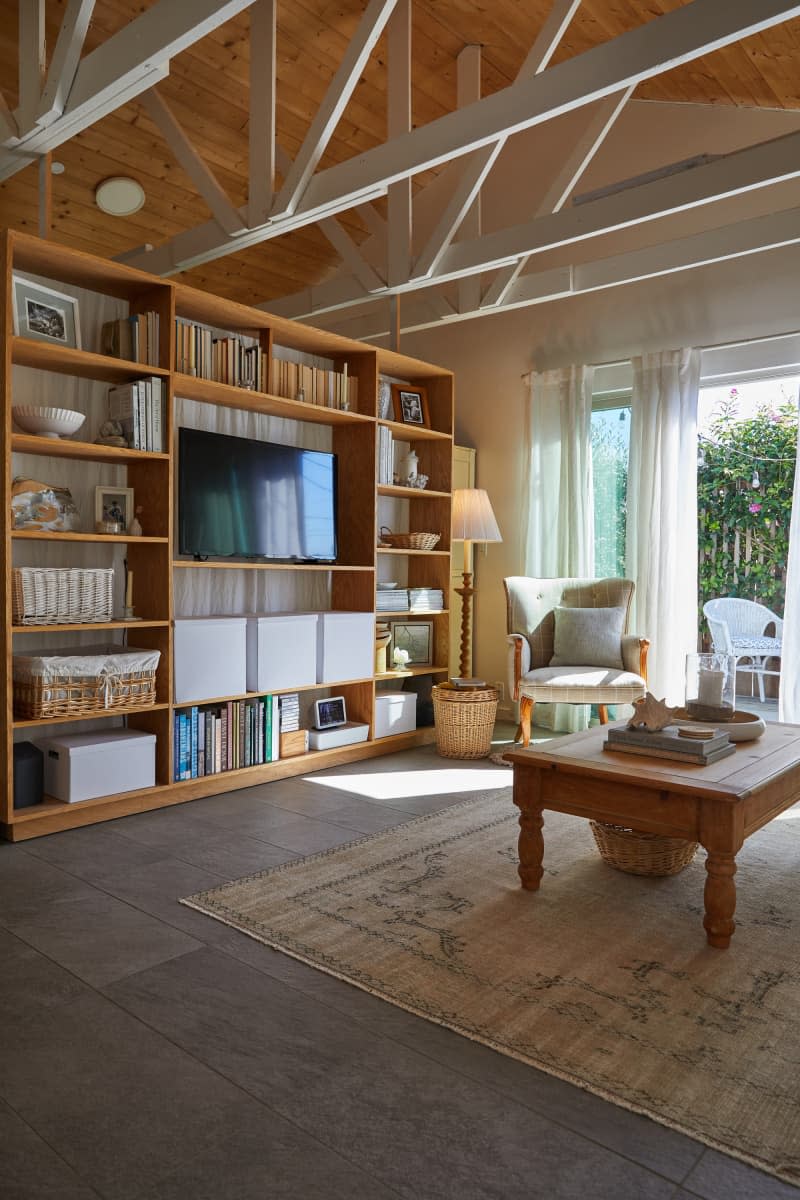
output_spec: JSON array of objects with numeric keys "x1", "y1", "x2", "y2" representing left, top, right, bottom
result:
[{"x1": 452, "y1": 489, "x2": 502, "y2": 543}]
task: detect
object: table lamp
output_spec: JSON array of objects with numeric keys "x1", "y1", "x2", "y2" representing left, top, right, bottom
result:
[{"x1": 451, "y1": 488, "x2": 502, "y2": 678}]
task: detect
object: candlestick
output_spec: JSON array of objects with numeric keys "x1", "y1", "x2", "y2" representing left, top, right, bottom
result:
[
  {"x1": 697, "y1": 669, "x2": 724, "y2": 708},
  {"x1": 125, "y1": 570, "x2": 133, "y2": 611}
]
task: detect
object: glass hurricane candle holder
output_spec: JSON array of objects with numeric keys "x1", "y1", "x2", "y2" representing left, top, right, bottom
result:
[{"x1": 685, "y1": 652, "x2": 736, "y2": 720}]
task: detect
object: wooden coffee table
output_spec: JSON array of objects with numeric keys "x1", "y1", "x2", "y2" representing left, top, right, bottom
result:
[{"x1": 504, "y1": 721, "x2": 800, "y2": 948}]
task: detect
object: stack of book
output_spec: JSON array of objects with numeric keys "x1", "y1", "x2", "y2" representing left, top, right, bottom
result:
[
  {"x1": 377, "y1": 426, "x2": 394, "y2": 484},
  {"x1": 270, "y1": 357, "x2": 357, "y2": 410},
  {"x1": 377, "y1": 588, "x2": 409, "y2": 612},
  {"x1": 107, "y1": 378, "x2": 165, "y2": 451},
  {"x1": 102, "y1": 312, "x2": 160, "y2": 366},
  {"x1": 279, "y1": 693, "x2": 300, "y2": 732},
  {"x1": 173, "y1": 695, "x2": 280, "y2": 781},
  {"x1": 409, "y1": 588, "x2": 444, "y2": 612},
  {"x1": 174, "y1": 319, "x2": 264, "y2": 390},
  {"x1": 604, "y1": 725, "x2": 735, "y2": 765}
]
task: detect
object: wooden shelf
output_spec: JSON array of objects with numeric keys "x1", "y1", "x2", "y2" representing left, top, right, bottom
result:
[
  {"x1": 172, "y1": 559, "x2": 374, "y2": 571},
  {"x1": 379, "y1": 419, "x2": 452, "y2": 442},
  {"x1": 376, "y1": 665, "x2": 449, "y2": 679},
  {"x1": 11, "y1": 433, "x2": 169, "y2": 464},
  {"x1": 12, "y1": 531, "x2": 168, "y2": 544},
  {"x1": 173, "y1": 677, "x2": 375, "y2": 708},
  {"x1": 13, "y1": 702, "x2": 170, "y2": 729},
  {"x1": 377, "y1": 547, "x2": 450, "y2": 556},
  {"x1": 12, "y1": 620, "x2": 170, "y2": 634},
  {"x1": 374, "y1": 610, "x2": 448, "y2": 618},
  {"x1": 175, "y1": 373, "x2": 375, "y2": 427},
  {"x1": 12, "y1": 336, "x2": 169, "y2": 383},
  {"x1": 377, "y1": 484, "x2": 450, "y2": 499}
]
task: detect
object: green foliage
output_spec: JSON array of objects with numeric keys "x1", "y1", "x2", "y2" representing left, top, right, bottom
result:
[
  {"x1": 592, "y1": 413, "x2": 628, "y2": 578},
  {"x1": 698, "y1": 390, "x2": 796, "y2": 621}
]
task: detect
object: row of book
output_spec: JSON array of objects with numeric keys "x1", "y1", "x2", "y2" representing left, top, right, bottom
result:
[
  {"x1": 376, "y1": 587, "x2": 444, "y2": 612},
  {"x1": 174, "y1": 696, "x2": 280, "y2": 781},
  {"x1": 175, "y1": 319, "x2": 265, "y2": 391},
  {"x1": 377, "y1": 425, "x2": 394, "y2": 484},
  {"x1": 270, "y1": 357, "x2": 357, "y2": 410},
  {"x1": 107, "y1": 378, "x2": 166, "y2": 452},
  {"x1": 102, "y1": 312, "x2": 160, "y2": 366}
]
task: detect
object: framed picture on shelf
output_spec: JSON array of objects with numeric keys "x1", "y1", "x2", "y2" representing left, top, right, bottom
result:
[
  {"x1": 12, "y1": 275, "x2": 81, "y2": 349},
  {"x1": 390, "y1": 620, "x2": 434, "y2": 667},
  {"x1": 391, "y1": 383, "x2": 430, "y2": 428},
  {"x1": 94, "y1": 485, "x2": 134, "y2": 533}
]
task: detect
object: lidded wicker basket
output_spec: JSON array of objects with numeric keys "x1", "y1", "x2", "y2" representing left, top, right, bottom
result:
[
  {"x1": 432, "y1": 684, "x2": 498, "y2": 759},
  {"x1": 590, "y1": 822, "x2": 697, "y2": 877},
  {"x1": 379, "y1": 526, "x2": 440, "y2": 551}
]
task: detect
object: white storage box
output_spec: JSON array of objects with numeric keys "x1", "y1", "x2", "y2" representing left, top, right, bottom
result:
[
  {"x1": 36, "y1": 729, "x2": 156, "y2": 804},
  {"x1": 375, "y1": 691, "x2": 417, "y2": 738},
  {"x1": 317, "y1": 611, "x2": 374, "y2": 683},
  {"x1": 247, "y1": 613, "x2": 318, "y2": 692},
  {"x1": 308, "y1": 721, "x2": 370, "y2": 750},
  {"x1": 174, "y1": 617, "x2": 247, "y2": 703}
]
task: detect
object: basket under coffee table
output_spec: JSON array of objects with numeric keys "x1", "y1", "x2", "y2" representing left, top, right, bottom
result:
[{"x1": 503, "y1": 721, "x2": 800, "y2": 948}]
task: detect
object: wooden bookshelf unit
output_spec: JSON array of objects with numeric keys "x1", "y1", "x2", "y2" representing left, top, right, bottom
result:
[{"x1": 2, "y1": 229, "x2": 454, "y2": 841}]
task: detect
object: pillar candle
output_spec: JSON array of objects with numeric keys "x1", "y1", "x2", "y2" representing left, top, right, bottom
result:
[
  {"x1": 697, "y1": 669, "x2": 724, "y2": 707},
  {"x1": 125, "y1": 571, "x2": 133, "y2": 610}
]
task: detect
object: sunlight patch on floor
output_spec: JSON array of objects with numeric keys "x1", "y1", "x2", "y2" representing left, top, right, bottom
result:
[{"x1": 308, "y1": 767, "x2": 512, "y2": 800}]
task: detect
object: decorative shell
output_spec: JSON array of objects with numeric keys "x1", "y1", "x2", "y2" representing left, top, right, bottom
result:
[{"x1": 627, "y1": 692, "x2": 679, "y2": 732}]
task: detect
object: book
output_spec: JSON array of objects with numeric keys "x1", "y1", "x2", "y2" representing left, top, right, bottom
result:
[
  {"x1": 606, "y1": 726, "x2": 730, "y2": 757},
  {"x1": 603, "y1": 741, "x2": 736, "y2": 766}
]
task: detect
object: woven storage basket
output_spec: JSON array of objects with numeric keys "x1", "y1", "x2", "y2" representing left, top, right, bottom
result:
[
  {"x1": 12, "y1": 567, "x2": 114, "y2": 625},
  {"x1": 590, "y1": 821, "x2": 697, "y2": 877},
  {"x1": 379, "y1": 527, "x2": 440, "y2": 551},
  {"x1": 433, "y1": 684, "x2": 498, "y2": 759},
  {"x1": 13, "y1": 645, "x2": 160, "y2": 720}
]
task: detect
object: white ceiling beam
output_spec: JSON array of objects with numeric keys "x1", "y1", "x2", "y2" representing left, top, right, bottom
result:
[
  {"x1": 0, "y1": 0, "x2": 257, "y2": 177},
  {"x1": 273, "y1": 0, "x2": 399, "y2": 218},
  {"x1": 522, "y1": 0, "x2": 583, "y2": 74},
  {"x1": 36, "y1": 0, "x2": 96, "y2": 127},
  {"x1": 0, "y1": 90, "x2": 18, "y2": 142},
  {"x1": 248, "y1": 0, "x2": 277, "y2": 227},
  {"x1": 318, "y1": 216, "x2": 386, "y2": 291},
  {"x1": 140, "y1": 88, "x2": 246, "y2": 236},
  {"x1": 482, "y1": 85, "x2": 633, "y2": 307},
  {"x1": 18, "y1": 0, "x2": 45, "y2": 133},
  {"x1": 387, "y1": 0, "x2": 412, "y2": 287},
  {"x1": 122, "y1": 0, "x2": 800, "y2": 276},
  {"x1": 455, "y1": 45, "x2": 483, "y2": 316}
]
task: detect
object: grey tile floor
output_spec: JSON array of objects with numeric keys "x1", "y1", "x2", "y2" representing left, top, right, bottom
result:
[{"x1": 1, "y1": 733, "x2": 797, "y2": 1199}]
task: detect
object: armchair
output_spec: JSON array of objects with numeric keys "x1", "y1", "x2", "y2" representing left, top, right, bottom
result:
[
  {"x1": 703, "y1": 598, "x2": 782, "y2": 703},
  {"x1": 505, "y1": 577, "x2": 649, "y2": 746}
]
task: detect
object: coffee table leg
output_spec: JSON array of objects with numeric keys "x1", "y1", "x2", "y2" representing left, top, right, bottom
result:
[
  {"x1": 703, "y1": 852, "x2": 737, "y2": 948},
  {"x1": 513, "y1": 768, "x2": 544, "y2": 890}
]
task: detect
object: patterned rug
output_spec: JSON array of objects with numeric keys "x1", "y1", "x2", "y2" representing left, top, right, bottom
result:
[{"x1": 182, "y1": 791, "x2": 800, "y2": 1184}]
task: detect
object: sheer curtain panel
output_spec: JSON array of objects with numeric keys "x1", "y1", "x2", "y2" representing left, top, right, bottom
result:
[{"x1": 779, "y1": 397, "x2": 800, "y2": 722}]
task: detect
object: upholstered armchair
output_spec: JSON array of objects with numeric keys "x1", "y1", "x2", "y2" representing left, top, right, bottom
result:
[{"x1": 505, "y1": 577, "x2": 649, "y2": 746}]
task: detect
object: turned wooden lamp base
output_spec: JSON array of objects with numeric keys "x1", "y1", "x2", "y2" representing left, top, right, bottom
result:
[{"x1": 454, "y1": 569, "x2": 475, "y2": 679}]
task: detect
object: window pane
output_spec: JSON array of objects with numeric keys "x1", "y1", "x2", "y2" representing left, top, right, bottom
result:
[{"x1": 591, "y1": 406, "x2": 630, "y2": 578}]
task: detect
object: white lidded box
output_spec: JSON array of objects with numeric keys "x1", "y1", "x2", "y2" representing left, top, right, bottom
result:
[
  {"x1": 246, "y1": 613, "x2": 318, "y2": 692},
  {"x1": 375, "y1": 691, "x2": 417, "y2": 738},
  {"x1": 317, "y1": 611, "x2": 374, "y2": 683},
  {"x1": 174, "y1": 617, "x2": 247, "y2": 703},
  {"x1": 36, "y1": 729, "x2": 156, "y2": 804}
]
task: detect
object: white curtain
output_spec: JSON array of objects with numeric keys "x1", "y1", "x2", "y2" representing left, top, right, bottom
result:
[
  {"x1": 779, "y1": 397, "x2": 800, "y2": 722},
  {"x1": 627, "y1": 348, "x2": 700, "y2": 705},
  {"x1": 523, "y1": 365, "x2": 595, "y2": 576}
]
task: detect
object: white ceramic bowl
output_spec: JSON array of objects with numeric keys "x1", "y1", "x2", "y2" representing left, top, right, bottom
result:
[{"x1": 13, "y1": 406, "x2": 86, "y2": 439}]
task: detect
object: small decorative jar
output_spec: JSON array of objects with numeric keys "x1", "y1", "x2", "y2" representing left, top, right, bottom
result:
[
  {"x1": 685, "y1": 652, "x2": 736, "y2": 720},
  {"x1": 401, "y1": 450, "x2": 419, "y2": 484}
]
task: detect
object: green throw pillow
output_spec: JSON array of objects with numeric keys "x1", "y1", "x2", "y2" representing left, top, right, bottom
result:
[{"x1": 549, "y1": 606, "x2": 626, "y2": 669}]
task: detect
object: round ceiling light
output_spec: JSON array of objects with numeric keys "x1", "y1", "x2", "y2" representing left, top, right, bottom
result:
[{"x1": 95, "y1": 176, "x2": 146, "y2": 216}]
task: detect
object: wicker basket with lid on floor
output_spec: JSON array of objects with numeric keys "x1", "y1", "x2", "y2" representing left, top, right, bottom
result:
[{"x1": 432, "y1": 684, "x2": 498, "y2": 759}]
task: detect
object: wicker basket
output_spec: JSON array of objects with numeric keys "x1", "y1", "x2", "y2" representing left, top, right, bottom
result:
[
  {"x1": 590, "y1": 821, "x2": 698, "y2": 877},
  {"x1": 12, "y1": 567, "x2": 114, "y2": 625},
  {"x1": 432, "y1": 684, "x2": 498, "y2": 759},
  {"x1": 13, "y1": 645, "x2": 160, "y2": 720},
  {"x1": 379, "y1": 527, "x2": 441, "y2": 551}
]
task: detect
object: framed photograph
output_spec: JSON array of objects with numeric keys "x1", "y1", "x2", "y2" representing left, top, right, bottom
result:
[
  {"x1": 391, "y1": 620, "x2": 434, "y2": 667},
  {"x1": 391, "y1": 384, "x2": 430, "y2": 428},
  {"x1": 94, "y1": 485, "x2": 134, "y2": 532},
  {"x1": 12, "y1": 275, "x2": 81, "y2": 349},
  {"x1": 314, "y1": 696, "x2": 347, "y2": 729}
]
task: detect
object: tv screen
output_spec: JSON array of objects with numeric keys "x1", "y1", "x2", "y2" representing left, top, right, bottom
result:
[{"x1": 178, "y1": 427, "x2": 337, "y2": 562}]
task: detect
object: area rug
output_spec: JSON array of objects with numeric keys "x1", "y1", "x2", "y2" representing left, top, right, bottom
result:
[{"x1": 182, "y1": 791, "x2": 800, "y2": 1184}]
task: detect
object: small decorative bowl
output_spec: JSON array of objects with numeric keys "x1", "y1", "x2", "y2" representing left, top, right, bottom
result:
[{"x1": 13, "y1": 406, "x2": 86, "y2": 439}]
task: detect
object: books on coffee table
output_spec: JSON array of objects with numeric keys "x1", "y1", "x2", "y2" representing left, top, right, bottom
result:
[{"x1": 604, "y1": 725, "x2": 735, "y2": 765}]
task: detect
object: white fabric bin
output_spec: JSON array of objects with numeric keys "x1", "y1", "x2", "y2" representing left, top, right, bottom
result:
[
  {"x1": 247, "y1": 613, "x2": 318, "y2": 692},
  {"x1": 375, "y1": 691, "x2": 417, "y2": 738},
  {"x1": 174, "y1": 617, "x2": 247, "y2": 703},
  {"x1": 36, "y1": 729, "x2": 156, "y2": 803},
  {"x1": 317, "y1": 611, "x2": 374, "y2": 683}
]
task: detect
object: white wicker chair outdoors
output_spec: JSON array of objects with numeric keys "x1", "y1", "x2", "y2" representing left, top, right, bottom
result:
[{"x1": 703, "y1": 597, "x2": 783, "y2": 704}]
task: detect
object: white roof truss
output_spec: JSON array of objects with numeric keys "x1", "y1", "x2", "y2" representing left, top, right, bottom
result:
[{"x1": 36, "y1": 0, "x2": 97, "y2": 128}]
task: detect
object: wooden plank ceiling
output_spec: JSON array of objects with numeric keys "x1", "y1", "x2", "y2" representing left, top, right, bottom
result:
[{"x1": 1, "y1": 0, "x2": 799, "y2": 308}]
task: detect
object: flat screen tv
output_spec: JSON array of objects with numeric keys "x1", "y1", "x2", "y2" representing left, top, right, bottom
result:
[{"x1": 178, "y1": 426, "x2": 337, "y2": 562}]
